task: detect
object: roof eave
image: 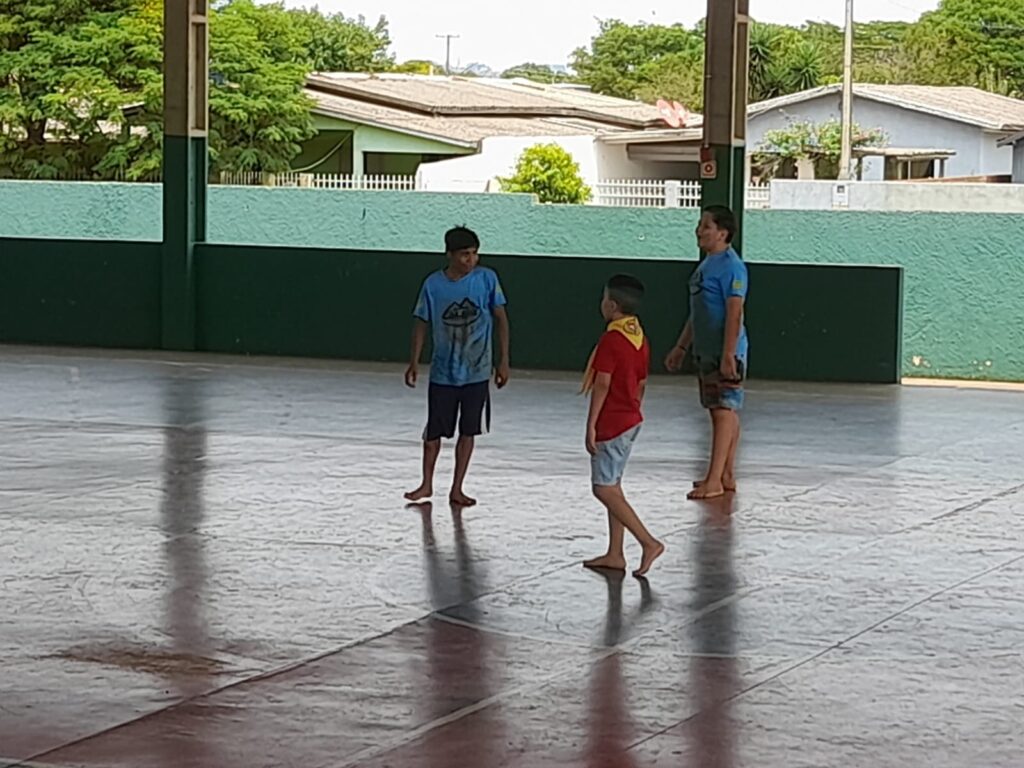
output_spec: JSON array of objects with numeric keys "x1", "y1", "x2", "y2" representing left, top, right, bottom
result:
[
  {"x1": 306, "y1": 76, "x2": 651, "y2": 129},
  {"x1": 310, "y1": 105, "x2": 478, "y2": 149}
]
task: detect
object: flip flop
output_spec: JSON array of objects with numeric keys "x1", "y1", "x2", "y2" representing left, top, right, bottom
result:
[
  {"x1": 692, "y1": 480, "x2": 736, "y2": 492},
  {"x1": 688, "y1": 489, "x2": 729, "y2": 501}
]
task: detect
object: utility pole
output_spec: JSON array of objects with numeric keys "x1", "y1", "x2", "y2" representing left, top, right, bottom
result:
[
  {"x1": 436, "y1": 34, "x2": 460, "y2": 75},
  {"x1": 838, "y1": 0, "x2": 855, "y2": 180}
]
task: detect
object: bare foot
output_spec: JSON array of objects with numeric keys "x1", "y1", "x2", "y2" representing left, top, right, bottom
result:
[
  {"x1": 583, "y1": 554, "x2": 627, "y2": 571},
  {"x1": 633, "y1": 540, "x2": 665, "y2": 577},
  {"x1": 688, "y1": 484, "x2": 725, "y2": 500},
  {"x1": 449, "y1": 491, "x2": 477, "y2": 507},
  {"x1": 404, "y1": 485, "x2": 433, "y2": 502}
]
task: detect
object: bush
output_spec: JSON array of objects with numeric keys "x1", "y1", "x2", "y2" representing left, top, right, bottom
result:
[{"x1": 499, "y1": 143, "x2": 592, "y2": 204}]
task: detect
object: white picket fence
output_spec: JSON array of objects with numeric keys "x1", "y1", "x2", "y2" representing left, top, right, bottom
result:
[
  {"x1": 219, "y1": 171, "x2": 417, "y2": 191},
  {"x1": 593, "y1": 179, "x2": 771, "y2": 209},
  {"x1": 215, "y1": 171, "x2": 771, "y2": 207}
]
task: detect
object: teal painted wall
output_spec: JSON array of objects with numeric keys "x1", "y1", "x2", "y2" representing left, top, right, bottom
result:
[{"x1": 1, "y1": 181, "x2": 1021, "y2": 380}]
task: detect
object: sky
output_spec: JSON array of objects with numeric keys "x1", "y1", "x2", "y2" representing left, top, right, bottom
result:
[{"x1": 281, "y1": 0, "x2": 940, "y2": 72}]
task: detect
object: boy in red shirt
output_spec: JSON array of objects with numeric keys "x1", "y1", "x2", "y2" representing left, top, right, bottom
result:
[{"x1": 581, "y1": 274, "x2": 665, "y2": 577}]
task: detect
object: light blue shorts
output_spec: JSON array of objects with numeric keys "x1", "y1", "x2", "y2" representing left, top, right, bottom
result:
[{"x1": 591, "y1": 424, "x2": 641, "y2": 487}]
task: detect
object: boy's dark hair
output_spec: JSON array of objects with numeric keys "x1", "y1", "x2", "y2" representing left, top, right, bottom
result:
[
  {"x1": 703, "y1": 205, "x2": 738, "y2": 244},
  {"x1": 606, "y1": 274, "x2": 645, "y2": 315},
  {"x1": 445, "y1": 226, "x2": 480, "y2": 253}
]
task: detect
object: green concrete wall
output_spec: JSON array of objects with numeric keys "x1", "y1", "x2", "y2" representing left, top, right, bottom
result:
[
  {"x1": 1, "y1": 181, "x2": 1021, "y2": 380},
  {"x1": 0, "y1": 233, "x2": 900, "y2": 382},
  {"x1": 195, "y1": 244, "x2": 902, "y2": 383},
  {"x1": 0, "y1": 238, "x2": 161, "y2": 348}
]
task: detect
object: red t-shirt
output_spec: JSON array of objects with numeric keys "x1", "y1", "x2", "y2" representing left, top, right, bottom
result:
[{"x1": 592, "y1": 331, "x2": 650, "y2": 442}]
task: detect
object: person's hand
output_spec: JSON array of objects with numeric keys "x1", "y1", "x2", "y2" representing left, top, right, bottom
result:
[
  {"x1": 495, "y1": 362, "x2": 511, "y2": 389},
  {"x1": 719, "y1": 356, "x2": 739, "y2": 382},
  {"x1": 586, "y1": 425, "x2": 598, "y2": 456},
  {"x1": 404, "y1": 364, "x2": 418, "y2": 388},
  {"x1": 665, "y1": 345, "x2": 686, "y2": 372}
]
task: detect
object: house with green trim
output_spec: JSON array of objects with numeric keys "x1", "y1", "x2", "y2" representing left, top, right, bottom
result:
[{"x1": 295, "y1": 73, "x2": 699, "y2": 182}]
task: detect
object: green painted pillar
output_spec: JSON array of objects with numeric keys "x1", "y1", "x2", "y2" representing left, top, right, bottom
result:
[
  {"x1": 162, "y1": 0, "x2": 209, "y2": 350},
  {"x1": 700, "y1": 0, "x2": 749, "y2": 254}
]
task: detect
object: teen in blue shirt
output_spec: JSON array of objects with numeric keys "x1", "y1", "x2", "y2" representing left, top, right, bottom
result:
[
  {"x1": 405, "y1": 227, "x2": 511, "y2": 507},
  {"x1": 665, "y1": 206, "x2": 749, "y2": 500}
]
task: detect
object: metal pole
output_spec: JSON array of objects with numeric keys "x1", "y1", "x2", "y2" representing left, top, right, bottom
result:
[
  {"x1": 436, "y1": 34, "x2": 459, "y2": 75},
  {"x1": 162, "y1": 0, "x2": 209, "y2": 351},
  {"x1": 838, "y1": 0, "x2": 854, "y2": 180},
  {"x1": 700, "y1": 0, "x2": 748, "y2": 253}
]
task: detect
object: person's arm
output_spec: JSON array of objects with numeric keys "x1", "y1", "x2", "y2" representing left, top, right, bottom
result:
[
  {"x1": 638, "y1": 378, "x2": 647, "y2": 403},
  {"x1": 493, "y1": 306, "x2": 510, "y2": 388},
  {"x1": 720, "y1": 261, "x2": 748, "y2": 380},
  {"x1": 405, "y1": 319, "x2": 428, "y2": 387},
  {"x1": 490, "y1": 272, "x2": 511, "y2": 388},
  {"x1": 665, "y1": 319, "x2": 693, "y2": 371},
  {"x1": 675, "y1": 320, "x2": 693, "y2": 353},
  {"x1": 406, "y1": 281, "x2": 431, "y2": 387},
  {"x1": 586, "y1": 372, "x2": 612, "y2": 455},
  {"x1": 720, "y1": 299, "x2": 743, "y2": 380}
]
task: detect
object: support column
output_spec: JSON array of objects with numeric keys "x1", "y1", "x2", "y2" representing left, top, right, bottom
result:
[
  {"x1": 162, "y1": 0, "x2": 209, "y2": 350},
  {"x1": 700, "y1": 0, "x2": 749, "y2": 253}
]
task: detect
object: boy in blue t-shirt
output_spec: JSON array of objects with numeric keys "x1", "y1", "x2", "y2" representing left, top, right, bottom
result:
[
  {"x1": 665, "y1": 206, "x2": 749, "y2": 500},
  {"x1": 404, "y1": 226, "x2": 510, "y2": 507}
]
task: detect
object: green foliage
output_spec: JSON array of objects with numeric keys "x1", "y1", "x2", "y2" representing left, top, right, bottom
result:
[
  {"x1": 758, "y1": 119, "x2": 887, "y2": 159},
  {"x1": 0, "y1": 0, "x2": 391, "y2": 179},
  {"x1": 499, "y1": 143, "x2": 591, "y2": 205},
  {"x1": 905, "y1": 0, "x2": 1024, "y2": 96},
  {"x1": 288, "y1": 7, "x2": 392, "y2": 72},
  {"x1": 206, "y1": 0, "x2": 314, "y2": 175},
  {"x1": 0, "y1": 0, "x2": 145, "y2": 178},
  {"x1": 572, "y1": 1, "x2": 1024, "y2": 106},
  {"x1": 571, "y1": 20, "x2": 703, "y2": 101},
  {"x1": 500, "y1": 63, "x2": 573, "y2": 84},
  {"x1": 755, "y1": 118, "x2": 887, "y2": 178},
  {"x1": 393, "y1": 60, "x2": 440, "y2": 75},
  {"x1": 747, "y1": 23, "x2": 828, "y2": 100},
  {"x1": 633, "y1": 51, "x2": 704, "y2": 111}
]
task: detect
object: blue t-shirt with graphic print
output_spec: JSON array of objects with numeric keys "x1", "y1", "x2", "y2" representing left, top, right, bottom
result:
[
  {"x1": 413, "y1": 267, "x2": 507, "y2": 386},
  {"x1": 689, "y1": 247, "x2": 749, "y2": 364}
]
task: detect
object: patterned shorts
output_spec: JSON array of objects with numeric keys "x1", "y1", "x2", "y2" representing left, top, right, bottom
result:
[{"x1": 697, "y1": 358, "x2": 745, "y2": 411}]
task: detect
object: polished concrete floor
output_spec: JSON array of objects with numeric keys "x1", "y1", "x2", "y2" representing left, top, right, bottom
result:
[{"x1": 2, "y1": 347, "x2": 1023, "y2": 768}]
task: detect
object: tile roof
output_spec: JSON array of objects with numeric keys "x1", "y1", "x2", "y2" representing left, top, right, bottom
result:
[
  {"x1": 749, "y1": 84, "x2": 1024, "y2": 132},
  {"x1": 306, "y1": 73, "x2": 664, "y2": 135}
]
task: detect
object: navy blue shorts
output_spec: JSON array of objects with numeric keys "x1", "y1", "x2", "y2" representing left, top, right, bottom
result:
[{"x1": 424, "y1": 381, "x2": 490, "y2": 441}]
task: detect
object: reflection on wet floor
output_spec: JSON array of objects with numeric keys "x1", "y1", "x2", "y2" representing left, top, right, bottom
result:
[{"x1": 2, "y1": 349, "x2": 1024, "y2": 767}]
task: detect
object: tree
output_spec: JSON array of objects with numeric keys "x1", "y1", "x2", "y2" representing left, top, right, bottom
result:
[
  {"x1": 288, "y1": 7, "x2": 392, "y2": 72},
  {"x1": 393, "y1": 59, "x2": 440, "y2": 75},
  {"x1": 1, "y1": 0, "x2": 396, "y2": 179},
  {"x1": 754, "y1": 118, "x2": 887, "y2": 179},
  {"x1": 904, "y1": 0, "x2": 1024, "y2": 96},
  {"x1": 633, "y1": 52, "x2": 704, "y2": 111},
  {"x1": 0, "y1": 0, "x2": 148, "y2": 178},
  {"x1": 499, "y1": 143, "x2": 591, "y2": 204},
  {"x1": 748, "y1": 22, "x2": 826, "y2": 101},
  {"x1": 204, "y1": 0, "x2": 315, "y2": 175},
  {"x1": 571, "y1": 20, "x2": 703, "y2": 100},
  {"x1": 501, "y1": 63, "x2": 573, "y2": 84}
]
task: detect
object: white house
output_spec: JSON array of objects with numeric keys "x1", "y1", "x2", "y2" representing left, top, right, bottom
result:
[
  {"x1": 998, "y1": 131, "x2": 1024, "y2": 184},
  {"x1": 748, "y1": 84, "x2": 1024, "y2": 181}
]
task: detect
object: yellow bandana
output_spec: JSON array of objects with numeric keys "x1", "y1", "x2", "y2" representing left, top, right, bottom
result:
[{"x1": 580, "y1": 316, "x2": 645, "y2": 394}]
